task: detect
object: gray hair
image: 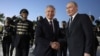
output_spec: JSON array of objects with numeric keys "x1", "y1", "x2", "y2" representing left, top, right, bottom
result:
[
  {"x1": 46, "y1": 5, "x2": 55, "y2": 10},
  {"x1": 68, "y1": 1, "x2": 78, "y2": 7}
]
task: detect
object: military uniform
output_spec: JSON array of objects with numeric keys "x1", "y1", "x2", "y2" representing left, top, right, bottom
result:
[{"x1": 14, "y1": 19, "x2": 34, "y2": 56}]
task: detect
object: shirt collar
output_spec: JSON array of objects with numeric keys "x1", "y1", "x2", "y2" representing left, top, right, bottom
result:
[
  {"x1": 46, "y1": 17, "x2": 53, "y2": 22},
  {"x1": 71, "y1": 12, "x2": 78, "y2": 21}
]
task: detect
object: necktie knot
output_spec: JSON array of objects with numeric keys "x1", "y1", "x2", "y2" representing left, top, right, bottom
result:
[
  {"x1": 70, "y1": 16, "x2": 73, "y2": 22},
  {"x1": 50, "y1": 21, "x2": 52, "y2": 24}
]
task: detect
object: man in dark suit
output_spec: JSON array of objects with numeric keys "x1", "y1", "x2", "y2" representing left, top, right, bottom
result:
[
  {"x1": 14, "y1": 9, "x2": 34, "y2": 56},
  {"x1": 66, "y1": 1, "x2": 95, "y2": 56},
  {"x1": 34, "y1": 5, "x2": 60, "y2": 56}
]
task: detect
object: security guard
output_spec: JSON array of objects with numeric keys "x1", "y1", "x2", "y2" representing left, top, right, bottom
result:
[
  {"x1": 14, "y1": 9, "x2": 34, "y2": 56},
  {"x1": 2, "y1": 17, "x2": 13, "y2": 56}
]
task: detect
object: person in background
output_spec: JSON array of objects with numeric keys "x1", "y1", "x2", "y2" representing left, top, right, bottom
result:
[
  {"x1": 14, "y1": 9, "x2": 34, "y2": 56},
  {"x1": 8, "y1": 15, "x2": 21, "y2": 56},
  {"x1": 58, "y1": 21, "x2": 67, "y2": 56},
  {"x1": 2, "y1": 17, "x2": 13, "y2": 56},
  {"x1": 37, "y1": 16, "x2": 43, "y2": 22},
  {"x1": 89, "y1": 15, "x2": 99, "y2": 56}
]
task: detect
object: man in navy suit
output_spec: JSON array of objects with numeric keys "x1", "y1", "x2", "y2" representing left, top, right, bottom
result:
[
  {"x1": 34, "y1": 5, "x2": 60, "y2": 56},
  {"x1": 66, "y1": 1, "x2": 96, "y2": 56}
]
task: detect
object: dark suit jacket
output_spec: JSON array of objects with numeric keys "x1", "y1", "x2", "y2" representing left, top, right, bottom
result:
[
  {"x1": 66, "y1": 14, "x2": 95, "y2": 56},
  {"x1": 34, "y1": 18, "x2": 60, "y2": 56}
]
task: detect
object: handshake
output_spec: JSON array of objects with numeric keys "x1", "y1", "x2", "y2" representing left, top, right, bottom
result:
[{"x1": 50, "y1": 42, "x2": 60, "y2": 50}]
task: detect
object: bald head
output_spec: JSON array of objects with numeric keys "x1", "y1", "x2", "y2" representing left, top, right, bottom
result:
[{"x1": 66, "y1": 1, "x2": 78, "y2": 16}]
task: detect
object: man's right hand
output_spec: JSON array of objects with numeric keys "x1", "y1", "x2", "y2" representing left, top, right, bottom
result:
[
  {"x1": 50, "y1": 42, "x2": 60, "y2": 50},
  {"x1": 84, "y1": 53, "x2": 91, "y2": 56}
]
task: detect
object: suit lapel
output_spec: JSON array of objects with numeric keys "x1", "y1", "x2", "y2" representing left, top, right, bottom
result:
[
  {"x1": 68, "y1": 14, "x2": 80, "y2": 34},
  {"x1": 70, "y1": 14, "x2": 79, "y2": 28},
  {"x1": 44, "y1": 18, "x2": 54, "y2": 33}
]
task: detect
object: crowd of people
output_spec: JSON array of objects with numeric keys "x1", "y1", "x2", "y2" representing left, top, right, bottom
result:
[{"x1": 0, "y1": 1, "x2": 100, "y2": 56}]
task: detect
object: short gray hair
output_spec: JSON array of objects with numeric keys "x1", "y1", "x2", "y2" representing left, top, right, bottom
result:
[
  {"x1": 68, "y1": 1, "x2": 78, "y2": 7},
  {"x1": 46, "y1": 5, "x2": 55, "y2": 10}
]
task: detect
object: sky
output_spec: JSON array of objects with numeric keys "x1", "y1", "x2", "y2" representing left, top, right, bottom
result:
[{"x1": 0, "y1": 0, "x2": 100, "y2": 26}]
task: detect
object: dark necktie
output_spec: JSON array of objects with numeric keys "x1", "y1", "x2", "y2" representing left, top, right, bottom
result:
[
  {"x1": 69, "y1": 17, "x2": 73, "y2": 27},
  {"x1": 70, "y1": 16, "x2": 73, "y2": 23},
  {"x1": 50, "y1": 21, "x2": 53, "y2": 32}
]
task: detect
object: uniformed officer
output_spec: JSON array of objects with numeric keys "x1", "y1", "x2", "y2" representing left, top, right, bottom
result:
[
  {"x1": 14, "y1": 9, "x2": 34, "y2": 56},
  {"x1": 2, "y1": 17, "x2": 13, "y2": 56}
]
